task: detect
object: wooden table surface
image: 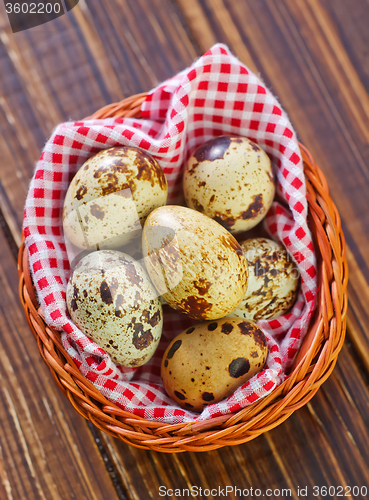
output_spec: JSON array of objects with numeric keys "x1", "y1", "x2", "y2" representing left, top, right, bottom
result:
[{"x1": 0, "y1": 1, "x2": 369, "y2": 499}]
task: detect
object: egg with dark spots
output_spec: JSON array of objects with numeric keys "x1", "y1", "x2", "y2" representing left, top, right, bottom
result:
[
  {"x1": 66, "y1": 250, "x2": 163, "y2": 366},
  {"x1": 142, "y1": 205, "x2": 248, "y2": 320},
  {"x1": 229, "y1": 238, "x2": 300, "y2": 321},
  {"x1": 183, "y1": 136, "x2": 275, "y2": 233},
  {"x1": 161, "y1": 317, "x2": 268, "y2": 412},
  {"x1": 63, "y1": 146, "x2": 168, "y2": 250}
]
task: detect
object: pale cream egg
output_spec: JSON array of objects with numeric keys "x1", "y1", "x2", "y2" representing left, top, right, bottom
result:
[
  {"x1": 63, "y1": 146, "x2": 168, "y2": 250},
  {"x1": 142, "y1": 205, "x2": 248, "y2": 320},
  {"x1": 66, "y1": 250, "x2": 163, "y2": 367},
  {"x1": 183, "y1": 136, "x2": 275, "y2": 233}
]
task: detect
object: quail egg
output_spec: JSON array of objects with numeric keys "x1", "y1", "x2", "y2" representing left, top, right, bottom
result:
[
  {"x1": 183, "y1": 136, "x2": 275, "y2": 233},
  {"x1": 63, "y1": 146, "x2": 168, "y2": 250},
  {"x1": 161, "y1": 317, "x2": 268, "y2": 412},
  {"x1": 229, "y1": 238, "x2": 300, "y2": 321},
  {"x1": 142, "y1": 205, "x2": 248, "y2": 320},
  {"x1": 66, "y1": 249, "x2": 163, "y2": 367}
]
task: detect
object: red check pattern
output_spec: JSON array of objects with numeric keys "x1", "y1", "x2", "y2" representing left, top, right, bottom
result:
[{"x1": 23, "y1": 44, "x2": 317, "y2": 423}]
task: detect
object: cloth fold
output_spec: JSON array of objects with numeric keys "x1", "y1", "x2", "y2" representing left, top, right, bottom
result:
[{"x1": 23, "y1": 43, "x2": 317, "y2": 423}]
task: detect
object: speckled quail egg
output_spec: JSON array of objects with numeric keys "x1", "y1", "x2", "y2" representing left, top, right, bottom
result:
[
  {"x1": 63, "y1": 146, "x2": 168, "y2": 250},
  {"x1": 142, "y1": 205, "x2": 248, "y2": 320},
  {"x1": 161, "y1": 317, "x2": 268, "y2": 412},
  {"x1": 229, "y1": 238, "x2": 300, "y2": 321},
  {"x1": 183, "y1": 136, "x2": 275, "y2": 233},
  {"x1": 66, "y1": 250, "x2": 163, "y2": 367}
]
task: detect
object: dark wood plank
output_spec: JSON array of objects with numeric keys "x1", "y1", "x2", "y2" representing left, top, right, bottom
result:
[
  {"x1": 319, "y1": 0, "x2": 369, "y2": 94},
  {"x1": 0, "y1": 227, "x2": 120, "y2": 500}
]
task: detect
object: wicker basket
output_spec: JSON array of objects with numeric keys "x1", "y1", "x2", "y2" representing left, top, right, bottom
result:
[{"x1": 18, "y1": 93, "x2": 348, "y2": 452}]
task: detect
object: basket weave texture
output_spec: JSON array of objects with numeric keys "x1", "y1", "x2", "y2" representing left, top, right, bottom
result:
[{"x1": 18, "y1": 93, "x2": 348, "y2": 452}]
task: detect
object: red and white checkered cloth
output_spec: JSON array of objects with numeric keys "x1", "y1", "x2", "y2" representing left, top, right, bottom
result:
[{"x1": 23, "y1": 44, "x2": 318, "y2": 423}]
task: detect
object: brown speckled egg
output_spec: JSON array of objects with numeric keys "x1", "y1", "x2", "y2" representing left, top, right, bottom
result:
[
  {"x1": 66, "y1": 250, "x2": 163, "y2": 367},
  {"x1": 142, "y1": 206, "x2": 248, "y2": 320},
  {"x1": 183, "y1": 136, "x2": 275, "y2": 233},
  {"x1": 161, "y1": 318, "x2": 268, "y2": 412},
  {"x1": 229, "y1": 238, "x2": 300, "y2": 321},
  {"x1": 63, "y1": 146, "x2": 168, "y2": 249}
]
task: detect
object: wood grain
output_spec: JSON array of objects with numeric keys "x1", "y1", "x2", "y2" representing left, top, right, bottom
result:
[{"x1": 0, "y1": 0, "x2": 368, "y2": 498}]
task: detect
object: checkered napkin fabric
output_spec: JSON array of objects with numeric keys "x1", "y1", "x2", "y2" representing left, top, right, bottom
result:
[{"x1": 23, "y1": 44, "x2": 318, "y2": 423}]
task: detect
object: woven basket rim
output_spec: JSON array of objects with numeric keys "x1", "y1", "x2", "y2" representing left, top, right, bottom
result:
[{"x1": 18, "y1": 93, "x2": 348, "y2": 452}]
